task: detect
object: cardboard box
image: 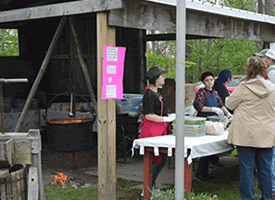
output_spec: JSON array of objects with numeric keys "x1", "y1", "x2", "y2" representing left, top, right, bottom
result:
[
  {"x1": 165, "y1": 100, "x2": 175, "y2": 113},
  {"x1": 161, "y1": 79, "x2": 175, "y2": 101},
  {"x1": 161, "y1": 79, "x2": 196, "y2": 110},
  {"x1": 185, "y1": 84, "x2": 196, "y2": 107}
]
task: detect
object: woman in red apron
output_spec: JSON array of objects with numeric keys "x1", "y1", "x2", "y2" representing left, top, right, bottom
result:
[{"x1": 140, "y1": 66, "x2": 175, "y2": 191}]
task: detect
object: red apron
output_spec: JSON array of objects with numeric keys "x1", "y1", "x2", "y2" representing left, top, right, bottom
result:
[{"x1": 140, "y1": 86, "x2": 172, "y2": 166}]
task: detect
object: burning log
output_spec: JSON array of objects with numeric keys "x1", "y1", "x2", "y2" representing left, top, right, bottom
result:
[
  {"x1": 51, "y1": 172, "x2": 71, "y2": 188},
  {"x1": 51, "y1": 172, "x2": 91, "y2": 189}
]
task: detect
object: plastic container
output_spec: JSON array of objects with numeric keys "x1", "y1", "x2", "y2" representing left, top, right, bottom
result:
[
  {"x1": 207, "y1": 116, "x2": 222, "y2": 122},
  {"x1": 185, "y1": 124, "x2": 205, "y2": 131},
  {"x1": 185, "y1": 116, "x2": 206, "y2": 125},
  {"x1": 185, "y1": 129, "x2": 206, "y2": 137},
  {"x1": 184, "y1": 124, "x2": 206, "y2": 137}
]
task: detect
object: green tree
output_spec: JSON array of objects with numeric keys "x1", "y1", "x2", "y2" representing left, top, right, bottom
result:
[
  {"x1": 147, "y1": 33, "x2": 176, "y2": 79},
  {"x1": 146, "y1": 0, "x2": 264, "y2": 82},
  {"x1": 0, "y1": 29, "x2": 19, "y2": 56},
  {"x1": 186, "y1": 39, "x2": 261, "y2": 83}
]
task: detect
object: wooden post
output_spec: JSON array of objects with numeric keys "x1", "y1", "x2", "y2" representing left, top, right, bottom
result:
[
  {"x1": 0, "y1": 84, "x2": 4, "y2": 134},
  {"x1": 29, "y1": 129, "x2": 45, "y2": 200},
  {"x1": 14, "y1": 16, "x2": 67, "y2": 132},
  {"x1": 27, "y1": 167, "x2": 38, "y2": 200},
  {"x1": 184, "y1": 150, "x2": 192, "y2": 192},
  {"x1": 69, "y1": 16, "x2": 98, "y2": 115},
  {"x1": 143, "y1": 150, "x2": 153, "y2": 200},
  {"x1": 97, "y1": 12, "x2": 116, "y2": 200},
  {"x1": 139, "y1": 30, "x2": 146, "y2": 94}
]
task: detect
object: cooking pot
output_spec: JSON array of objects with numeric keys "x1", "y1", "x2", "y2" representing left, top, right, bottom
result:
[{"x1": 42, "y1": 92, "x2": 96, "y2": 152}]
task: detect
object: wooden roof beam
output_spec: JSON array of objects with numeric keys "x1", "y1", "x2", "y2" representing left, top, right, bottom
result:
[
  {"x1": 0, "y1": 0, "x2": 124, "y2": 23},
  {"x1": 109, "y1": 1, "x2": 275, "y2": 42},
  {"x1": 145, "y1": 33, "x2": 217, "y2": 41}
]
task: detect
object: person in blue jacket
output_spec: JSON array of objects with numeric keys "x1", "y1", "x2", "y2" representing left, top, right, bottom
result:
[
  {"x1": 210, "y1": 69, "x2": 233, "y2": 168},
  {"x1": 213, "y1": 69, "x2": 233, "y2": 107}
]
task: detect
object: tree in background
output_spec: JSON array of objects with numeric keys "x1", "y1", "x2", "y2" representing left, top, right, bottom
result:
[
  {"x1": 0, "y1": 29, "x2": 19, "y2": 56},
  {"x1": 186, "y1": 39, "x2": 261, "y2": 83},
  {"x1": 147, "y1": 32, "x2": 176, "y2": 79}
]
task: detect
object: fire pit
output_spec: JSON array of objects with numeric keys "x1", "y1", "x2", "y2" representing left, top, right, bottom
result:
[{"x1": 51, "y1": 172, "x2": 91, "y2": 189}]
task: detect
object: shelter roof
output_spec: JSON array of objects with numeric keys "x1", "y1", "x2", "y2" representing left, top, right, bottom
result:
[{"x1": 144, "y1": 0, "x2": 275, "y2": 25}]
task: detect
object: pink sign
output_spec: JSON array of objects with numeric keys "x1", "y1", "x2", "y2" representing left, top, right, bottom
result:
[{"x1": 101, "y1": 45, "x2": 126, "y2": 99}]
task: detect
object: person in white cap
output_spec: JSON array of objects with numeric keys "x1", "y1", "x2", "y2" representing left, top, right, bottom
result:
[
  {"x1": 254, "y1": 49, "x2": 275, "y2": 84},
  {"x1": 254, "y1": 49, "x2": 275, "y2": 200}
]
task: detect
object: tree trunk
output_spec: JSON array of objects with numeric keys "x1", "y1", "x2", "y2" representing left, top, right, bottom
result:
[
  {"x1": 263, "y1": 0, "x2": 274, "y2": 49},
  {"x1": 1, "y1": 29, "x2": 4, "y2": 52},
  {"x1": 265, "y1": 0, "x2": 274, "y2": 15},
  {"x1": 258, "y1": 0, "x2": 263, "y2": 13}
]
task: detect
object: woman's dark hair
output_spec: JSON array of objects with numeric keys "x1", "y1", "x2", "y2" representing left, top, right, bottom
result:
[
  {"x1": 246, "y1": 56, "x2": 268, "y2": 80},
  {"x1": 149, "y1": 75, "x2": 160, "y2": 86}
]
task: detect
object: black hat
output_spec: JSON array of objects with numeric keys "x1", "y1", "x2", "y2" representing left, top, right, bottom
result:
[
  {"x1": 147, "y1": 66, "x2": 168, "y2": 80},
  {"x1": 201, "y1": 72, "x2": 214, "y2": 82}
]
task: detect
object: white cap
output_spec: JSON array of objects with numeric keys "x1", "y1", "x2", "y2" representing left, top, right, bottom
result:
[
  {"x1": 253, "y1": 49, "x2": 275, "y2": 60},
  {"x1": 265, "y1": 49, "x2": 275, "y2": 60}
]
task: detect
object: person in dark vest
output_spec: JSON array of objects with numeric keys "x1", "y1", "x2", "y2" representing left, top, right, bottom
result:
[
  {"x1": 193, "y1": 71, "x2": 232, "y2": 182},
  {"x1": 140, "y1": 66, "x2": 175, "y2": 195},
  {"x1": 213, "y1": 69, "x2": 233, "y2": 108},
  {"x1": 210, "y1": 69, "x2": 233, "y2": 168}
]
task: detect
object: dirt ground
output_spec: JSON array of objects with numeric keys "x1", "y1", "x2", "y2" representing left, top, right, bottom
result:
[{"x1": 41, "y1": 133, "x2": 130, "y2": 188}]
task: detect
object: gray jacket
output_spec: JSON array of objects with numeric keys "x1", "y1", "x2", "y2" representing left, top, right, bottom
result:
[{"x1": 268, "y1": 65, "x2": 275, "y2": 84}]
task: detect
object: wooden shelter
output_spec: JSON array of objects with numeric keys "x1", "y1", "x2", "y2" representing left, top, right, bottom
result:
[{"x1": 0, "y1": 0, "x2": 275, "y2": 199}]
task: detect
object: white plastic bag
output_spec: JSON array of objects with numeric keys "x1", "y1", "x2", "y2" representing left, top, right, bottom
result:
[
  {"x1": 205, "y1": 121, "x2": 224, "y2": 135},
  {"x1": 185, "y1": 106, "x2": 198, "y2": 117}
]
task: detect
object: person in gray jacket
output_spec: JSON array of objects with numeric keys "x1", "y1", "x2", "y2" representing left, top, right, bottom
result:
[
  {"x1": 254, "y1": 49, "x2": 275, "y2": 84},
  {"x1": 253, "y1": 48, "x2": 275, "y2": 200}
]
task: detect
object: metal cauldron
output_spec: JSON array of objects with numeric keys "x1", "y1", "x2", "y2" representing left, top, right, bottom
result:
[{"x1": 42, "y1": 92, "x2": 96, "y2": 152}]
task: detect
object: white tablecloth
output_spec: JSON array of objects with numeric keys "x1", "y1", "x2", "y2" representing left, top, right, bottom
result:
[{"x1": 132, "y1": 131, "x2": 233, "y2": 163}]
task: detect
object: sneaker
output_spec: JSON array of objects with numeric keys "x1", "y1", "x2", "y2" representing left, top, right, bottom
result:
[
  {"x1": 194, "y1": 174, "x2": 212, "y2": 182},
  {"x1": 272, "y1": 191, "x2": 275, "y2": 200},
  {"x1": 254, "y1": 192, "x2": 262, "y2": 200}
]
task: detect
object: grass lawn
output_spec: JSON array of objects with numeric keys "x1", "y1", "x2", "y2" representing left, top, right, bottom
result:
[
  {"x1": 45, "y1": 163, "x2": 260, "y2": 200},
  {"x1": 227, "y1": 149, "x2": 238, "y2": 157}
]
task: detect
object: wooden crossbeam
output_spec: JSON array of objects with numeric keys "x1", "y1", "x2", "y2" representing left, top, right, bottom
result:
[
  {"x1": 109, "y1": 1, "x2": 275, "y2": 42},
  {"x1": 0, "y1": 0, "x2": 123, "y2": 24}
]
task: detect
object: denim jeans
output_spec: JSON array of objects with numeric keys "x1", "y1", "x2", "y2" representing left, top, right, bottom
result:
[
  {"x1": 237, "y1": 146, "x2": 273, "y2": 200},
  {"x1": 152, "y1": 161, "x2": 165, "y2": 187},
  {"x1": 272, "y1": 147, "x2": 275, "y2": 192}
]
